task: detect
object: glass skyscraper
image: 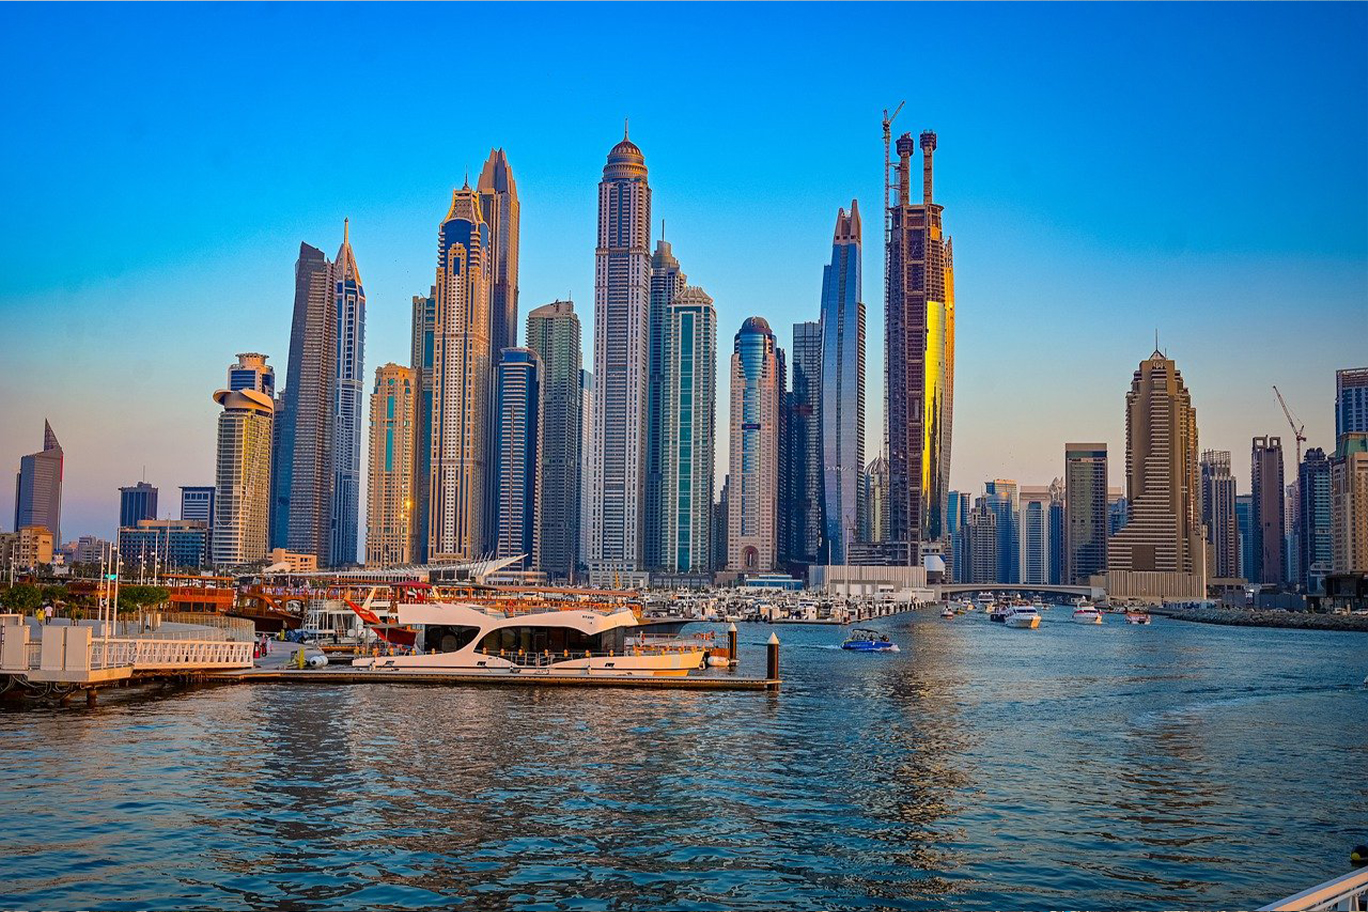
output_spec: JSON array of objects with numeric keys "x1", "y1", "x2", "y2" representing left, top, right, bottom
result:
[
  {"x1": 786, "y1": 321, "x2": 822, "y2": 565},
  {"x1": 1200, "y1": 450, "x2": 1239, "y2": 580},
  {"x1": 331, "y1": 221, "x2": 365, "y2": 567},
  {"x1": 212, "y1": 354, "x2": 275, "y2": 567},
  {"x1": 1297, "y1": 447, "x2": 1332, "y2": 593},
  {"x1": 365, "y1": 363, "x2": 416, "y2": 568},
  {"x1": 1336, "y1": 368, "x2": 1368, "y2": 440},
  {"x1": 493, "y1": 349, "x2": 542, "y2": 567},
  {"x1": 119, "y1": 482, "x2": 158, "y2": 529},
  {"x1": 661, "y1": 286, "x2": 717, "y2": 574},
  {"x1": 526, "y1": 300, "x2": 583, "y2": 581},
  {"x1": 728, "y1": 317, "x2": 782, "y2": 573},
  {"x1": 409, "y1": 287, "x2": 436, "y2": 564},
  {"x1": 13, "y1": 420, "x2": 62, "y2": 544},
  {"x1": 983, "y1": 479, "x2": 1020, "y2": 584},
  {"x1": 1251, "y1": 435, "x2": 1285, "y2": 585},
  {"x1": 645, "y1": 239, "x2": 686, "y2": 571},
  {"x1": 1065, "y1": 444, "x2": 1108, "y2": 585},
  {"x1": 819, "y1": 202, "x2": 865, "y2": 566}
]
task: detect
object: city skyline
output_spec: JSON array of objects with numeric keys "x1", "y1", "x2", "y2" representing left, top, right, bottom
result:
[{"x1": 2, "y1": 4, "x2": 1366, "y2": 542}]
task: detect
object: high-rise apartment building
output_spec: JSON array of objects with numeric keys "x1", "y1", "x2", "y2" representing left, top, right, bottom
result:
[
  {"x1": 1330, "y1": 436, "x2": 1368, "y2": 573},
  {"x1": 588, "y1": 129, "x2": 652, "y2": 581},
  {"x1": 119, "y1": 482, "x2": 158, "y2": 528},
  {"x1": 578, "y1": 369, "x2": 594, "y2": 578},
  {"x1": 365, "y1": 364, "x2": 416, "y2": 568},
  {"x1": 786, "y1": 321, "x2": 822, "y2": 565},
  {"x1": 1019, "y1": 485, "x2": 1052, "y2": 585},
  {"x1": 728, "y1": 317, "x2": 782, "y2": 573},
  {"x1": 644, "y1": 238, "x2": 686, "y2": 571},
  {"x1": 275, "y1": 241, "x2": 336, "y2": 562},
  {"x1": 1106, "y1": 351, "x2": 1202, "y2": 591},
  {"x1": 886, "y1": 129, "x2": 955, "y2": 565},
  {"x1": 429, "y1": 184, "x2": 491, "y2": 561},
  {"x1": 13, "y1": 420, "x2": 62, "y2": 542},
  {"x1": 478, "y1": 149, "x2": 520, "y2": 364},
  {"x1": 212, "y1": 354, "x2": 275, "y2": 567},
  {"x1": 526, "y1": 300, "x2": 583, "y2": 582},
  {"x1": 180, "y1": 486, "x2": 214, "y2": 531},
  {"x1": 982, "y1": 479, "x2": 1019, "y2": 584},
  {"x1": 819, "y1": 202, "x2": 866, "y2": 565},
  {"x1": 860, "y1": 455, "x2": 890, "y2": 546},
  {"x1": 1251, "y1": 435, "x2": 1285, "y2": 586},
  {"x1": 1065, "y1": 444, "x2": 1109, "y2": 585},
  {"x1": 493, "y1": 349, "x2": 542, "y2": 568},
  {"x1": 1298, "y1": 447, "x2": 1332, "y2": 593},
  {"x1": 660, "y1": 286, "x2": 717, "y2": 574},
  {"x1": 1236, "y1": 494, "x2": 1254, "y2": 579},
  {"x1": 409, "y1": 287, "x2": 437, "y2": 563},
  {"x1": 1047, "y1": 478, "x2": 1066, "y2": 585},
  {"x1": 1200, "y1": 450, "x2": 1239, "y2": 580},
  {"x1": 331, "y1": 221, "x2": 366, "y2": 567},
  {"x1": 963, "y1": 500, "x2": 998, "y2": 585},
  {"x1": 1336, "y1": 368, "x2": 1368, "y2": 440}
]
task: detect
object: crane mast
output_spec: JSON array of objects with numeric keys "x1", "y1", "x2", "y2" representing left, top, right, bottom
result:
[
  {"x1": 881, "y1": 100, "x2": 904, "y2": 459},
  {"x1": 1272, "y1": 385, "x2": 1307, "y2": 468}
]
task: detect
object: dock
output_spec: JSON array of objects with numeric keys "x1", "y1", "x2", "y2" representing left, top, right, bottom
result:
[{"x1": 209, "y1": 666, "x2": 779, "y2": 691}]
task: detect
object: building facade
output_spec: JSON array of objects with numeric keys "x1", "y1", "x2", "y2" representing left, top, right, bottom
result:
[
  {"x1": 1298, "y1": 447, "x2": 1332, "y2": 593},
  {"x1": 860, "y1": 455, "x2": 890, "y2": 547},
  {"x1": 1019, "y1": 485, "x2": 1052, "y2": 585},
  {"x1": 579, "y1": 369, "x2": 594, "y2": 577},
  {"x1": 478, "y1": 150, "x2": 520, "y2": 553},
  {"x1": 982, "y1": 479, "x2": 1020, "y2": 584},
  {"x1": 588, "y1": 129, "x2": 652, "y2": 581},
  {"x1": 1065, "y1": 444, "x2": 1109, "y2": 585},
  {"x1": 1336, "y1": 368, "x2": 1368, "y2": 439},
  {"x1": 645, "y1": 239, "x2": 686, "y2": 571},
  {"x1": 661, "y1": 286, "x2": 717, "y2": 574},
  {"x1": 13, "y1": 420, "x2": 62, "y2": 544},
  {"x1": 493, "y1": 349, "x2": 542, "y2": 568},
  {"x1": 886, "y1": 130, "x2": 955, "y2": 565},
  {"x1": 1250, "y1": 435, "x2": 1285, "y2": 586},
  {"x1": 819, "y1": 202, "x2": 866, "y2": 566},
  {"x1": 963, "y1": 500, "x2": 998, "y2": 585},
  {"x1": 331, "y1": 220, "x2": 366, "y2": 567},
  {"x1": 429, "y1": 184, "x2": 491, "y2": 561},
  {"x1": 365, "y1": 363, "x2": 417, "y2": 568},
  {"x1": 119, "y1": 519, "x2": 208, "y2": 571},
  {"x1": 409, "y1": 287, "x2": 437, "y2": 563},
  {"x1": 1330, "y1": 435, "x2": 1368, "y2": 574},
  {"x1": 1200, "y1": 450, "x2": 1239, "y2": 580},
  {"x1": 119, "y1": 482, "x2": 158, "y2": 529},
  {"x1": 786, "y1": 321, "x2": 822, "y2": 565},
  {"x1": 212, "y1": 355, "x2": 275, "y2": 567},
  {"x1": 1236, "y1": 493, "x2": 1254, "y2": 579},
  {"x1": 728, "y1": 317, "x2": 782, "y2": 573},
  {"x1": 525, "y1": 300, "x2": 583, "y2": 582}
]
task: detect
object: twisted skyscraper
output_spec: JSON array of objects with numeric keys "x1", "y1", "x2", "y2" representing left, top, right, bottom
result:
[{"x1": 819, "y1": 201, "x2": 865, "y2": 565}]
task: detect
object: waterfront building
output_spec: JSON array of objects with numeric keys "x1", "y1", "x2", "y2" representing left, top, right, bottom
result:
[
  {"x1": 429, "y1": 183, "x2": 491, "y2": 561},
  {"x1": 645, "y1": 238, "x2": 686, "y2": 571},
  {"x1": 587, "y1": 127, "x2": 652, "y2": 581},
  {"x1": 981, "y1": 480, "x2": 1019, "y2": 584},
  {"x1": 963, "y1": 500, "x2": 998, "y2": 585},
  {"x1": 212, "y1": 354, "x2": 275, "y2": 567},
  {"x1": 1200, "y1": 450, "x2": 1240, "y2": 580},
  {"x1": 119, "y1": 519, "x2": 208, "y2": 571},
  {"x1": 267, "y1": 548, "x2": 317, "y2": 574},
  {"x1": 12, "y1": 420, "x2": 62, "y2": 544},
  {"x1": 331, "y1": 220, "x2": 366, "y2": 567},
  {"x1": 1330, "y1": 434, "x2": 1368, "y2": 574},
  {"x1": 1251, "y1": 436, "x2": 1286, "y2": 586},
  {"x1": 886, "y1": 130, "x2": 955, "y2": 565},
  {"x1": 713, "y1": 475, "x2": 729, "y2": 572},
  {"x1": 1105, "y1": 351, "x2": 1203, "y2": 597},
  {"x1": 275, "y1": 242, "x2": 336, "y2": 562},
  {"x1": 1236, "y1": 493, "x2": 1254, "y2": 579},
  {"x1": 578, "y1": 369, "x2": 594, "y2": 578},
  {"x1": 860, "y1": 455, "x2": 890, "y2": 546},
  {"x1": 4, "y1": 526, "x2": 54, "y2": 570},
  {"x1": 1336, "y1": 368, "x2": 1368, "y2": 439},
  {"x1": 1019, "y1": 485, "x2": 1052, "y2": 585},
  {"x1": 1285, "y1": 482, "x2": 1300, "y2": 589},
  {"x1": 479, "y1": 150, "x2": 520, "y2": 554},
  {"x1": 365, "y1": 364, "x2": 417, "y2": 568},
  {"x1": 1047, "y1": 478, "x2": 1066, "y2": 585},
  {"x1": 947, "y1": 489, "x2": 971, "y2": 582},
  {"x1": 728, "y1": 317, "x2": 782, "y2": 573},
  {"x1": 493, "y1": 349, "x2": 542, "y2": 568},
  {"x1": 1065, "y1": 444, "x2": 1108, "y2": 585},
  {"x1": 526, "y1": 300, "x2": 583, "y2": 582},
  {"x1": 119, "y1": 481, "x2": 158, "y2": 529},
  {"x1": 819, "y1": 202, "x2": 866, "y2": 566},
  {"x1": 786, "y1": 320, "x2": 822, "y2": 565},
  {"x1": 409, "y1": 287, "x2": 437, "y2": 563},
  {"x1": 1298, "y1": 448, "x2": 1332, "y2": 593},
  {"x1": 228, "y1": 353, "x2": 275, "y2": 398},
  {"x1": 660, "y1": 286, "x2": 717, "y2": 574}
]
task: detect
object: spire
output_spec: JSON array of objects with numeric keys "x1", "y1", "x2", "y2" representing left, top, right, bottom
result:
[
  {"x1": 43, "y1": 419, "x2": 59, "y2": 453},
  {"x1": 463, "y1": 170, "x2": 470, "y2": 190},
  {"x1": 343, "y1": 217, "x2": 349, "y2": 246},
  {"x1": 624, "y1": 117, "x2": 629, "y2": 140}
]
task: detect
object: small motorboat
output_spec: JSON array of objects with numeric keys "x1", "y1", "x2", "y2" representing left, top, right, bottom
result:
[
  {"x1": 1125, "y1": 611, "x2": 1152, "y2": 625},
  {"x1": 989, "y1": 603, "x2": 1008, "y2": 623},
  {"x1": 1004, "y1": 605, "x2": 1041, "y2": 629},
  {"x1": 842, "y1": 628, "x2": 899, "y2": 652},
  {"x1": 1073, "y1": 606, "x2": 1103, "y2": 625},
  {"x1": 940, "y1": 606, "x2": 955, "y2": 619}
]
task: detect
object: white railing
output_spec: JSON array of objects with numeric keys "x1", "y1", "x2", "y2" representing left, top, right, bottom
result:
[
  {"x1": 90, "y1": 638, "x2": 253, "y2": 671},
  {"x1": 1261, "y1": 868, "x2": 1368, "y2": 912}
]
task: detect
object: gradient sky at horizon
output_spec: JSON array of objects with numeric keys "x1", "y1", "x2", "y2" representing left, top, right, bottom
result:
[{"x1": 2, "y1": 2, "x2": 1365, "y2": 545}]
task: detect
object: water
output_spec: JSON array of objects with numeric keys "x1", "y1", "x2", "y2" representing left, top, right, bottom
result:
[{"x1": 2, "y1": 610, "x2": 1365, "y2": 910}]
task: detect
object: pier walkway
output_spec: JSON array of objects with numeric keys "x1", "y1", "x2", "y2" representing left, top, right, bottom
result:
[{"x1": 211, "y1": 665, "x2": 778, "y2": 691}]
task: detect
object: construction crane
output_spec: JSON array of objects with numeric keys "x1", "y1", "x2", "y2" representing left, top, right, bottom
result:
[
  {"x1": 882, "y1": 101, "x2": 904, "y2": 459},
  {"x1": 1273, "y1": 385, "x2": 1307, "y2": 468}
]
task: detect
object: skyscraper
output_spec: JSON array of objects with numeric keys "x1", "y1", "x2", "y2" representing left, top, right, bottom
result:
[
  {"x1": 1236, "y1": 493, "x2": 1254, "y2": 579},
  {"x1": 786, "y1": 321, "x2": 822, "y2": 565},
  {"x1": 410, "y1": 287, "x2": 436, "y2": 564},
  {"x1": 331, "y1": 220, "x2": 366, "y2": 567},
  {"x1": 212, "y1": 354, "x2": 275, "y2": 567},
  {"x1": 578, "y1": 369, "x2": 594, "y2": 579},
  {"x1": 1251, "y1": 435, "x2": 1285, "y2": 586},
  {"x1": 1106, "y1": 351, "x2": 1202, "y2": 590},
  {"x1": 964, "y1": 500, "x2": 998, "y2": 585},
  {"x1": 886, "y1": 129, "x2": 955, "y2": 566},
  {"x1": 860, "y1": 455, "x2": 890, "y2": 546},
  {"x1": 1336, "y1": 367, "x2": 1368, "y2": 440},
  {"x1": 13, "y1": 420, "x2": 62, "y2": 542},
  {"x1": 1018, "y1": 485, "x2": 1052, "y2": 585},
  {"x1": 1330, "y1": 435, "x2": 1368, "y2": 574},
  {"x1": 276, "y1": 241, "x2": 336, "y2": 563},
  {"x1": 661, "y1": 285, "x2": 717, "y2": 574},
  {"x1": 1298, "y1": 447, "x2": 1332, "y2": 593},
  {"x1": 365, "y1": 363, "x2": 416, "y2": 568},
  {"x1": 1065, "y1": 444, "x2": 1109, "y2": 585},
  {"x1": 819, "y1": 202, "x2": 866, "y2": 566},
  {"x1": 983, "y1": 479, "x2": 1020, "y2": 584},
  {"x1": 1047, "y1": 478, "x2": 1066, "y2": 585},
  {"x1": 1200, "y1": 450, "x2": 1239, "y2": 580},
  {"x1": 119, "y1": 482, "x2": 158, "y2": 528},
  {"x1": 526, "y1": 300, "x2": 583, "y2": 582},
  {"x1": 588, "y1": 128, "x2": 651, "y2": 581},
  {"x1": 728, "y1": 317, "x2": 782, "y2": 573},
  {"x1": 429, "y1": 184, "x2": 491, "y2": 561},
  {"x1": 645, "y1": 238, "x2": 686, "y2": 570},
  {"x1": 180, "y1": 485, "x2": 214, "y2": 551},
  {"x1": 493, "y1": 349, "x2": 542, "y2": 567},
  {"x1": 478, "y1": 149, "x2": 520, "y2": 363}
]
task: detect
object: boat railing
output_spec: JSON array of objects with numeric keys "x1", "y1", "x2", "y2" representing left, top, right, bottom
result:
[
  {"x1": 477, "y1": 645, "x2": 699, "y2": 667},
  {"x1": 1260, "y1": 867, "x2": 1368, "y2": 911}
]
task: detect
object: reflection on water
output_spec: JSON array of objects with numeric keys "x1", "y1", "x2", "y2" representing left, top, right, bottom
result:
[{"x1": 1, "y1": 612, "x2": 1365, "y2": 910}]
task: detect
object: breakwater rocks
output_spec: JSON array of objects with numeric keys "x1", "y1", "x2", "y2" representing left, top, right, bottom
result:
[{"x1": 1153, "y1": 605, "x2": 1368, "y2": 633}]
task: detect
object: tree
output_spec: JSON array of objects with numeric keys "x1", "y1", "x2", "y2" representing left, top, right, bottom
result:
[{"x1": 0, "y1": 584, "x2": 44, "y2": 614}]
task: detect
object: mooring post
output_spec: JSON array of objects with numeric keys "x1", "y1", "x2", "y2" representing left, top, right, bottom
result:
[
  {"x1": 86, "y1": 688, "x2": 97, "y2": 707},
  {"x1": 727, "y1": 622, "x2": 738, "y2": 667},
  {"x1": 766, "y1": 633, "x2": 779, "y2": 682}
]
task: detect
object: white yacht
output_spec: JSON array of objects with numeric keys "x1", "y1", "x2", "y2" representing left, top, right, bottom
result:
[
  {"x1": 351, "y1": 601, "x2": 705, "y2": 677},
  {"x1": 1072, "y1": 606, "x2": 1104, "y2": 625},
  {"x1": 1003, "y1": 605, "x2": 1041, "y2": 629}
]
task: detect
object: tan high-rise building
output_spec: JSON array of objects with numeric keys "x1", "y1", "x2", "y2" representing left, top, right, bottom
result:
[
  {"x1": 212, "y1": 354, "x2": 275, "y2": 567},
  {"x1": 728, "y1": 317, "x2": 782, "y2": 573},
  {"x1": 1106, "y1": 350, "x2": 1203, "y2": 596},
  {"x1": 366, "y1": 364, "x2": 417, "y2": 568},
  {"x1": 1331, "y1": 436, "x2": 1368, "y2": 573}
]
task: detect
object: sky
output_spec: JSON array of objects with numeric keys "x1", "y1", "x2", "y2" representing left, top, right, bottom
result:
[{"x1": 1, "y1": 2, "x2": 1365, "y2": 546}]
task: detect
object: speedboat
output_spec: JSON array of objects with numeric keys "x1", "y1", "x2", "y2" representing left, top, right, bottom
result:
[
  {"x1": 1125, "y1": 611, "x2": 1152, "y2": 625},
  {"x1": 940, "y1": 606, "x2": 955, "y2": 619},
  {"x1": 1072, "y1": 606, "x2": 1103, "y2": 625},
  {"x1": 1003, "y1": 605, "x2": 1041, "y2": 629},
  {"x1": 841, "y1": 628, "x2": 899, "y2": 652},
  {"x1": 989, "y1": 604, "x2": 1008, "y2": 623}
]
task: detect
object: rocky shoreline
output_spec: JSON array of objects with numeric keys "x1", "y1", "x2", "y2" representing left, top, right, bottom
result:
[{"x1": 1152, "y1": 605, "x2": 1368, "y2": 633}]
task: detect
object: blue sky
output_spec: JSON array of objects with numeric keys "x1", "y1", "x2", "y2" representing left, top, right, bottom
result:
[{"x1": 2, "y1": 2, "x2": 1365, "y2": 542}]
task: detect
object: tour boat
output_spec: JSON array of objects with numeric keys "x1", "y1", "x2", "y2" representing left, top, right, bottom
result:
[
  {"x1": 841, "y1": 628, "x2": 899, "y2": 652},
  {"x1": 350, "y1": 601, "x2": 705, "y2": 677},
  {"x1": 989, "y1": 604, "x2": 1009, "y2": 623},
  {"x1": 1072, "y1": 606, "x2": 1103, "y2": 625},
  {"x1": 940, "y1": 606, "x2": 955, "y2": 619},
  {"x1": 1003, "y1": 605, "x2": 1041, "y2": 629},
  {"x1": 1125, "y1": 611, "x2": 1152, "y2": 625}
]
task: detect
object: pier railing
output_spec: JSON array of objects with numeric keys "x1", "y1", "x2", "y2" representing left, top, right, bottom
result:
[
  {"x1": 1260, "y1": 867, "x2": 1368, "y2": 911},
  {"x1": 90, "y1": 638, "x2": 253, "y2": 671}
]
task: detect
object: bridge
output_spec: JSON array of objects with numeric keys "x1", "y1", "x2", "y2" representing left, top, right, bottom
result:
[{"x1": 935, "y1": 583, "x2": 1105, "y2": 601}]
